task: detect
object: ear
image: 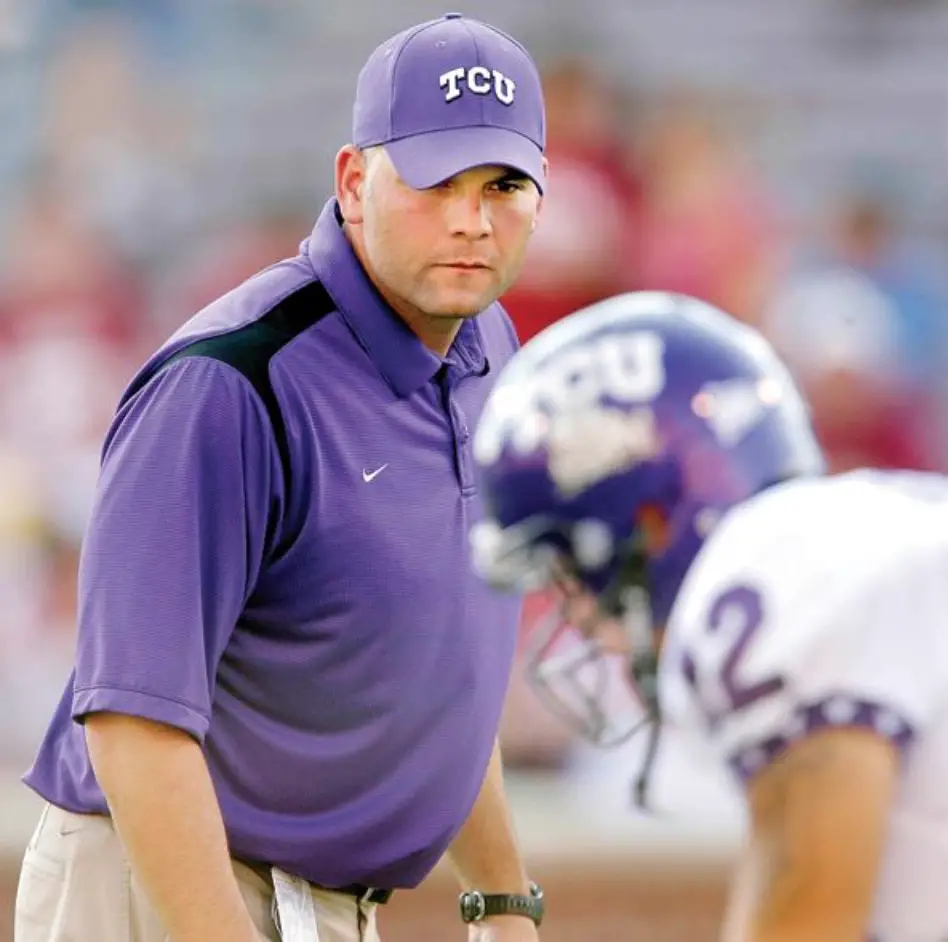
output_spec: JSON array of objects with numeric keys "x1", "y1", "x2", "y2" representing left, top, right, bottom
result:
[
  {"x1": 531, "y1": 156, "x2": 550, "y2": 231},
  {"x1": 335, "y1": 144, "x2": 367, "y2": 226}
]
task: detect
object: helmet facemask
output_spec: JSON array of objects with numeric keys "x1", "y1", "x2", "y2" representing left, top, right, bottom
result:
[
  {"x1": 475, "y1": 519, "x2": 667, "y2": 809},
  {"x1": 522, "y1": 537, "x2": 657, "y2": 744}
]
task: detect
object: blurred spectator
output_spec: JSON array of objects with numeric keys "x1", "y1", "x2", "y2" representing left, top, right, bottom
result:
[
  {"x1": 766, "y1": 271, "x2": 934, "y2": 472},
  {"x1": 819, "y1": 188, "x2": 945, "y2": 387},
  {"x1": 634, "y1": 90, "x2": 781, "y2": 329},
  {"x1": 0, "y1": 448, "x2": 72, "y2": 762},
  {"x1": 764, "y1": 186, "x2": 944, "y2": 473},
  {"x1": 36, "y1": 11, "x2": 196, "y2": 264},
  {"x1": 501, "y1": 57, "x2": 643, "y2": 344},
  {"x1": 0, "y1": 162, "x2": 146, "y2": 346},
  {"x1": 156, "y1": 203, "x2": 312, "y2": 330},
  {"x1": 0, "y1": 161, "x2": 145, "y2": 542}
]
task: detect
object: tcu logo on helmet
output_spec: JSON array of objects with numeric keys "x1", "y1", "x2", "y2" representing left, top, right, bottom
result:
[
  {"x1": 439, "y1": 66, "x2": 516, "y2": 105},
  {"x1": 474, "y1": 331, "x2": 666, "y2": 465}
]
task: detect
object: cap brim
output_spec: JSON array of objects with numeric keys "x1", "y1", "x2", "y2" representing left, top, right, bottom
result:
[{"x1": 384, "y1": 126, "x2": 545, "y2": 193}]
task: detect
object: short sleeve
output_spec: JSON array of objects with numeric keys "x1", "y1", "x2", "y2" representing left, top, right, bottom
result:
[
  {"x1": 72, "y1": 356, "x2": 280, "y2": 740},
  {"x1": 660, "y1": 543, "x2": 948, "y2": 784}
]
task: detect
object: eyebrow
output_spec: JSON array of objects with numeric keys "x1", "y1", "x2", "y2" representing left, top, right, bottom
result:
[{"x1": 494, "y1": 169, "x2": 531, "y2": 185}]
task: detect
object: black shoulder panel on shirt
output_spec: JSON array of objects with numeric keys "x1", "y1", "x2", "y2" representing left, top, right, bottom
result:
[{"x1": 147, "y1": 280, "x2": 335, "y2": 484}]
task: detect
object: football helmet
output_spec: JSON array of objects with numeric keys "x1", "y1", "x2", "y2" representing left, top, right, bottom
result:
[{"x1": 471, "y1": 292, "x2": 825, "y2": 796}]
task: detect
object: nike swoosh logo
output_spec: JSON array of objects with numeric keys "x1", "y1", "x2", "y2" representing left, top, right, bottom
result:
[{"x1": 362, "y1": 464, "x2": 389, "y2": 483}]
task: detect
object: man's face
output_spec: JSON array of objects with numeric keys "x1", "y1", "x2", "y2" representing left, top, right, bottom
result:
[{"x1": 348, "y1": 148, "x2": 543, "y2": 319}]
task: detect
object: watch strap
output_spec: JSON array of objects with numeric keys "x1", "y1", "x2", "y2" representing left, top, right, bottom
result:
[{"x1": 459, "y1": 882, "x2": 544, "y2": 926}]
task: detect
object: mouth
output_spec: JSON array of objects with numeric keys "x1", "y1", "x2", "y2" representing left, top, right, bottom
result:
[{"x1": 437, "y1": 262, "x2": 492, "y2": 271}]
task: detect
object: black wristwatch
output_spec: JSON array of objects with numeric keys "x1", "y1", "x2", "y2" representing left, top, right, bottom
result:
[{"x1": 459, "y1": 881, "x2": 544, "y2": 927}]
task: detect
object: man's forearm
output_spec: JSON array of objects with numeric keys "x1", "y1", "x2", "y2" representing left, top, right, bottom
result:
[
  {"x1": 85, "y1": 713, "x2": 259, "y2": 942},
  {"x1": 447, "y1": 739, "x2": 530, "y2": 893}
]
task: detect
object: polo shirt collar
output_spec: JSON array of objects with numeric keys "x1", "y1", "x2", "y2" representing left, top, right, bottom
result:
[{"x1": 304, "y1": 199, "x2": 488, "y2": 396}]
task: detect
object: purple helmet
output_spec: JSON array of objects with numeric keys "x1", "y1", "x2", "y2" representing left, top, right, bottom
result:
[{"x1": 471, "y1": 292, "x2": 825, "y2": 755}]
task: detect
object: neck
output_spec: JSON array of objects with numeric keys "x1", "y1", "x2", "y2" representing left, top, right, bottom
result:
[
  {"x1": 346, "y1": 225, "x2": 462, "y2": 359},
  {"x1": 386, "y1": 303, "x2": 462, "y2": 359}
]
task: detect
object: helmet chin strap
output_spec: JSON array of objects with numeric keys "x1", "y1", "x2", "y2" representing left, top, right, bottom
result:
[
  {"x1": 623, "y1": 599, "x2": 663, "y2": 813},
  {"x1": 598, "y1": 536, "x2": 666, "y2": 812},
  {"x1": 632, "y1": 711, "x2": 663, "y2": 811}
]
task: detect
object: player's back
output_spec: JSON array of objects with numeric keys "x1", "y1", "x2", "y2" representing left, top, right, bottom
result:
[{"x1": 660, "y1": 469, "x2": 948, "y2": 941}]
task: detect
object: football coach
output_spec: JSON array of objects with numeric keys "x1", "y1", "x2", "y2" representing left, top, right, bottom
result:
[{"x1": 15, "y1": 13, "x2": 548, "y2": 942}]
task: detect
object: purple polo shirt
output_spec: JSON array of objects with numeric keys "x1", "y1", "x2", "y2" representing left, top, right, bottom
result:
[{"x1": 23, "y1": 199, "x2": 523, "y2": 889}]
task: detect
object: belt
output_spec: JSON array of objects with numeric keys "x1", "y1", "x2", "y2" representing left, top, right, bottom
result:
[
  {"x1": 330, "y1": 884, "x2": 394, "y2": 905},
  {"x1": 239, "y1": 858, "x2": 394, "y2": 906}
]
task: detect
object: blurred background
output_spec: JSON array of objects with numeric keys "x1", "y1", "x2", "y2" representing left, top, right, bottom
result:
[{"x1": 1, "y1": 0, "x2": 947, "y2": 938}]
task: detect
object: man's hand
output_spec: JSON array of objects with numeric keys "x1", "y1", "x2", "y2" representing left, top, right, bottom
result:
[{"x1": 468, "y1": 914, "x2": 540, "y2": 941}]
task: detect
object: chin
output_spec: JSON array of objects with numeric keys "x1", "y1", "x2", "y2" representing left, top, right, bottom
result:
[
  {"x1": 426, "y1": 290, "x2": 497, "y2": 318},
  {"x1": 418, "y1": 270, "x2": 502, "y2": 318}
]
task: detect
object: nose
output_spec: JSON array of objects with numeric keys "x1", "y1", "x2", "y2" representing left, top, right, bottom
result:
[{"x1": 443, "y1": 187, "x2": 491, "y2": 239}]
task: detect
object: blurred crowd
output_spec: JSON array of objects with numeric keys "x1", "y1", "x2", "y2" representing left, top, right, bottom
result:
[{"x1": 1, "y1": 2, "x2": 947, "y2": 773}]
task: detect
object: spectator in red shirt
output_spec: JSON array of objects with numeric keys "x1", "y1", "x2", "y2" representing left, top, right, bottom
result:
[{"x1": 501, "y1": 57, "x2": 643, "y2": 343}]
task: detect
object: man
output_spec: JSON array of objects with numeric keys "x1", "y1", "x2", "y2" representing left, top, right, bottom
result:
[
  {"x1": 16, "y1": 14, "x2": 548, "y2": 942},
  {"x1": 470, "y1": 290, "x2": 948, "y2": 942}
]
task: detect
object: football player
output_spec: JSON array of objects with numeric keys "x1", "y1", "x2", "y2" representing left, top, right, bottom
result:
[{"x1": 470, "y1": 291, "x2": 948, "y2": 942}]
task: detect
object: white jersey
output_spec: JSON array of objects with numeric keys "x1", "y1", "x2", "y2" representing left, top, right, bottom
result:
[{"x1": 659, "y1": 470, "x2": 948, "y2": 942}]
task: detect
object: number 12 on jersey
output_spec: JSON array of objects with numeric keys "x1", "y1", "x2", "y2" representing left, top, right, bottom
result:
[{"x1": 681, "y1": 584, "x2": 785, "y2": 729}]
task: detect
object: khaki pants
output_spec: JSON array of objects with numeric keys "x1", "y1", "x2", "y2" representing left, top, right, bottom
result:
[{"x1": 14, "y1": 803, "x2": 381, "y2": 942}]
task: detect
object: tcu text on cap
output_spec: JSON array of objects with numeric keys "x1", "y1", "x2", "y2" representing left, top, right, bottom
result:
[{"x1": 439, "y1": 66, "x2": 516, "y2": 105}]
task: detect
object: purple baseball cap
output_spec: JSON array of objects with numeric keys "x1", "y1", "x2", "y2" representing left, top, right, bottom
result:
[{"x1": 352, "y1": 13, "x2": 546, "y2": 192}]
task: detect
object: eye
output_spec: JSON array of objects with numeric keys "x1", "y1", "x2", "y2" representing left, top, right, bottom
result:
[{"x1": 490, "y1": 178, "x2": 527, "y2": 194}]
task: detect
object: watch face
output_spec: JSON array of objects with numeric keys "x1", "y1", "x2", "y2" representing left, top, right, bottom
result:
[{"x1": 462, "y1": 891, "x2": 487, "y2": 922}]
